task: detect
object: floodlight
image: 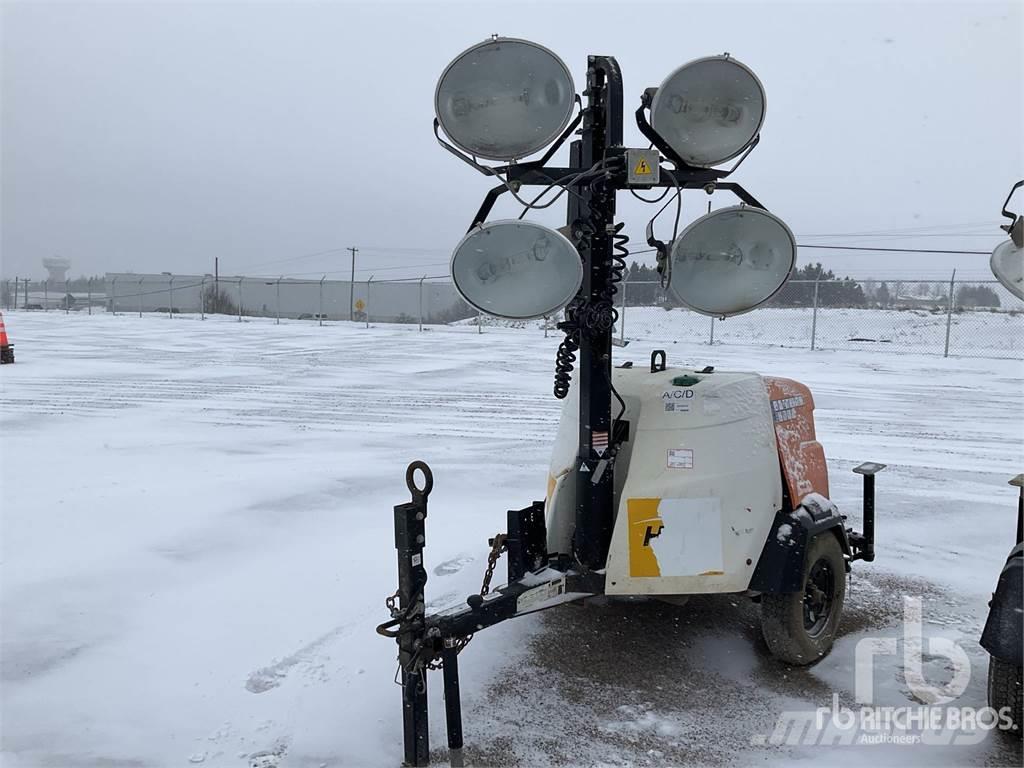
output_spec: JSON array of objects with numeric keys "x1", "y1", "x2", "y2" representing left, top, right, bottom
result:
[
  {"x1": 435, "y1": 38, "x2": 576, "y2": 161},
  {"x1": 450, "y1": 220, "x2": 582, "y2": 319},
  {"x1": 990, "y1": 238, "x2": 1023, "y2": 300},
  {"x1": 650, "y1": 55, "x2": 766, "y2": 168},
  {"x1": 668, "y1": 205, "x2": 796, "y2": 317}
]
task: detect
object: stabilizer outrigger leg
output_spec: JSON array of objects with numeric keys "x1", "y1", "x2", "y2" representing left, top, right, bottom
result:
[
  {"x1": 380, "y1": 460, "x2": 433, "y2": 766},
  {"x1": 378, "y1": 461, "x2": 605, "y2": 766}
]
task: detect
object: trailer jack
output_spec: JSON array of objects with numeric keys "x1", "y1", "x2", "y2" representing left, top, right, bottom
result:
[{"x1": 376, "y1": 461, "x2": 604, "y2": 766}]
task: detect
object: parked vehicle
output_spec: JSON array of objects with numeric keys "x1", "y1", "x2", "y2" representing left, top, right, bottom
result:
[{"x1": 981, "y1": 474, "x2": 1023, "y2": 738}]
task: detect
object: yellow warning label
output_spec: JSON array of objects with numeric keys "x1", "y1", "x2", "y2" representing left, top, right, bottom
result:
[
  {"x1": 628, "y1": 498, "x2": 663, "y2": 577},
  {"x1": 355, "y1": 299, "x2": 366, "y2": 311},
  {"x1": 633, "y1": 157, "x2": 652, "y2": 176}
]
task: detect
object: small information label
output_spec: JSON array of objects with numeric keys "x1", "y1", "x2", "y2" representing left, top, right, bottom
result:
[
  {"x1": 667, "y1": 448, "x2": 694, "y2": 469},
  {"x1": 771, "y1": 395, "x2": 805, "y2": 423},
  {"x1": 411, "y1": 553, "x2": 422, "y2": 567},
  {"x1": 516, "y1": 576, "x2": 566, "y2": 614}
]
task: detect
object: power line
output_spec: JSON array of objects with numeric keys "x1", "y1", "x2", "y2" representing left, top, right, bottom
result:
[{"x1": 797, "y1": 245, "x2": 990, "y2": 255}]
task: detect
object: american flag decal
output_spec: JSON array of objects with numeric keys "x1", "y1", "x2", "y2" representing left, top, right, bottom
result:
[{"x1": 592, "y1": 430, "x2": 609, "y2": 455}]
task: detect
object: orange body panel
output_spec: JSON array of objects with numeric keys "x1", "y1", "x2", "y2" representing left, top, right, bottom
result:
[{"x1": 763, "y1": 377, "x2": 829, "y2": 505}]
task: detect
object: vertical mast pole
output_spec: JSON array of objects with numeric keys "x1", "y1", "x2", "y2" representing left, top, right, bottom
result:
[{"x1": 573, "y1": 56, "x2": 622, "y2": 570}]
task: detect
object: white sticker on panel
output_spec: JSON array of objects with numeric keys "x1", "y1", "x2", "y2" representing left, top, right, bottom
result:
[
  {"x1": 667, "y1": 448, "x2": 694, "y2": 469},
  {"x1": 648, "y1": 497, "x2": 724, "y2": 577}
]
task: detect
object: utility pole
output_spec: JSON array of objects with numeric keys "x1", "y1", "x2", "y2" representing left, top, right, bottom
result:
[{"x1": 348, "y1": 246, "x2": 358, "y2": 321}]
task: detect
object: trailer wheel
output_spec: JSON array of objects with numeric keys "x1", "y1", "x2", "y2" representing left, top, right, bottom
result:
[
  {"x1": 760, "y1": 532, "x2": 846, "y2": 665},
  {"x1": 987, "y1": 656, "x2": 1023, "y2": 739}
]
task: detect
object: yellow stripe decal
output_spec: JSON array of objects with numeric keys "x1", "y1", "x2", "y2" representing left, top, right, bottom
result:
[{"x1": 627, "y1": 498, "x2": 662, "y2": 577}]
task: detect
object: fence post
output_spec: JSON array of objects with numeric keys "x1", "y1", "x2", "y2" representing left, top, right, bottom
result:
[
  {"x1": 315, "y1": 276, "x2": 323, "y2": 325},
  {"x1": 709, "y1": 316, "x2": 715, "y2": 345},
  {"x1": 238, "y1": 278, "x2": 243, "y2": 322},
  {"x1": 810, "y1": 275, "x2": 820, "y2": 351},
  {"x1": 477, "y1": 311, "x2": 482, "y2": 334},
  {"x1": 88, "y1": 278, "x2": 93, "y2": 315},
  {"x1": 943, "y1": 269, "x2": 956, "y2": 358},
  {"x1": 200, "y1": 276, "x2": 207, "y2": 320},
  {"x1": 168, "y1": 276, "x2": 174, "y2": 319},
  {"x1": 418, "y1": 276, "x2": 426, "y2": 332},
  {"x1": 620, "y1": 277, "x2": 627, "y2": 346},
  {"x1": 111, "y1": 277, "x2": 117, "y2": 315},
  {"x1": 43, "y1": 280, "x2": 48, "y2": 310},
  {"x1": 12, "y1": 276, "x2": 17, "y2": 310},
  {"x1": 139, "y1": 278, "x2": 144, "y2": 317},
  {"x1": 65, "y1": 279, "x2": 70, "y2": 314},
  {"x1": 276, "y1": 277, "x2": 281, "y2": 324},
  {"x1": 366, "y1": 276, "x2": 373, "y2": 329}
]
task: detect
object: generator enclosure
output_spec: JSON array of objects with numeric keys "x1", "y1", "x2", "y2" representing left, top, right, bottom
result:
[{"x1": 546, "y1": 366, "x2": 829, "y2": 596}]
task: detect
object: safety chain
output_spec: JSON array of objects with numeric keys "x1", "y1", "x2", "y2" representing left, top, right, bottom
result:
[
  {"x1": 382, "y1": 532, "x2": 508, "y2": 680},
  {"x1": 481, "y1": 533, "x2": 508, "y2": 596}
]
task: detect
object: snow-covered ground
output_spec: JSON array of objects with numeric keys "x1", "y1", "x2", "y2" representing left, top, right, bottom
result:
[
  {"x1": 619, "y1": 306, "x2": 1022, "y2": 359},
  {"x1": 1, "y1": 311, "x2": 1022, "y2": 768}
]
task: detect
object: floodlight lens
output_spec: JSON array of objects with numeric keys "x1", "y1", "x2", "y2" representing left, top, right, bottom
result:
[
  {"x1": 435, "y1": 38, "x2": 575, "y2": 161},
  {"x1": 451, "y1": 220, "x2": 582, "y2": 319},
  {"x1": 651, "y1": 55, "x2": 766, "y2": 168},
  {"x1": 990, "y1": 239, "x2": 1024, "y2": 300},
  {"x1": 668, "y1": 206, "x2": 796, "y2": 317}
]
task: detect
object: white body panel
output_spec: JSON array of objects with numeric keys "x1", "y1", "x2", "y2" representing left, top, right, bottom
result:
[{"x1": 546, "y1": 368, "x2": 783, "y2": 595}]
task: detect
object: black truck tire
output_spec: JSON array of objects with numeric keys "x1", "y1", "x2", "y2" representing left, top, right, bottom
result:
[
  {"x1": 761, "y1": 532, "x2": 846, "y2": 665},
  {"x1": 988, "y1": 656, "x2": 1023, "y2": 739}
]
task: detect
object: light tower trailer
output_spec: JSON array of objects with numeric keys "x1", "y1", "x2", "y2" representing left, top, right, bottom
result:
[{"x1": 376, "y1": 51, "x2": 885, "y2": 766}]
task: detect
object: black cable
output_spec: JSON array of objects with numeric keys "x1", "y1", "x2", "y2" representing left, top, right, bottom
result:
[{"x1": 629, "y1": 186, "x2": 670, "y2": 204}]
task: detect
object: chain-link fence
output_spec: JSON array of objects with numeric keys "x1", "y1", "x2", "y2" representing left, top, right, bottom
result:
[
  {"x1": 0, "y1": 273, "x2": 476, "y2": 328},
  {"x1": 3, "y1": 273, "x2": 1021, "y2": 359},
  {"x1": 617, "y1": 277, "x2": 1023, "y2": 359}
]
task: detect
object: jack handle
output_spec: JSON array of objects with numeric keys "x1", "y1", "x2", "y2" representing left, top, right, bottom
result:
[{"x1": 851, "y1": 462, "x2": 886, "y2": 562}]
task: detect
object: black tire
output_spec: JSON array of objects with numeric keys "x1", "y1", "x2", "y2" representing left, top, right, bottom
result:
[
  {"x1": 988, "y1": 656, "x2": 1023, "y2": 740},
  {"x1": 761, "y1": 532, "x2": 846, "y2": 665}
]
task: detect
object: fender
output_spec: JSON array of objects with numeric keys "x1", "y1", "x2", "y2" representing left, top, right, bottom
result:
[
  {"x1": 980, "y1": 543, "x2": 1024, "y2": 665},
  {"x1": 749, "y1": 497, "x2": 851, "y2": 594}
]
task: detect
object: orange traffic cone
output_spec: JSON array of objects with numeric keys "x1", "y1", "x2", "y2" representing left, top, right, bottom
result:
[{"x1": 0, "y1": 311, "x2": 14, "y2": 364}]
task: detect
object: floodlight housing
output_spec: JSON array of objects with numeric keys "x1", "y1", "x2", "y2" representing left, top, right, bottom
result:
[
  {"x1": 435, "y1": 37, "x2": 576, "y2": 162},
  {"x1": 990, "y1": 238, "x2": 1023, "y2": 300},
  {"x1": 668, "y1": 205, "x2": 796, "y2": 317},
  {"x1": 450, "y1": 220, "x2": 582, "y2": 319},
  {"x1": 650, "y1": 55, "x2": 766, "y2": 168}
]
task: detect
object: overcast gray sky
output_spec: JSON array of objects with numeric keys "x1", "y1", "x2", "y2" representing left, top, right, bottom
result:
[{"x1": 2, "y1": 0, "x2": 1021, "y2": 282}]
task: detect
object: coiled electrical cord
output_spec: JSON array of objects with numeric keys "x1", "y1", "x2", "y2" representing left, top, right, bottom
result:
[{"x1": 553, "y1": 323, "x2": 580, "y2": 400}]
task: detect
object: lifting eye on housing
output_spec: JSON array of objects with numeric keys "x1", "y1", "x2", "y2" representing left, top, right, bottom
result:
[{"x1": 650, "y1": 350, "x2": 667, "y2": 372}]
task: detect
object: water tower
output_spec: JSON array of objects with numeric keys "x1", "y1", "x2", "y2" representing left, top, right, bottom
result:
[{"x1": 42, "y1": 255, "x2": 71, "y2": 283}]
